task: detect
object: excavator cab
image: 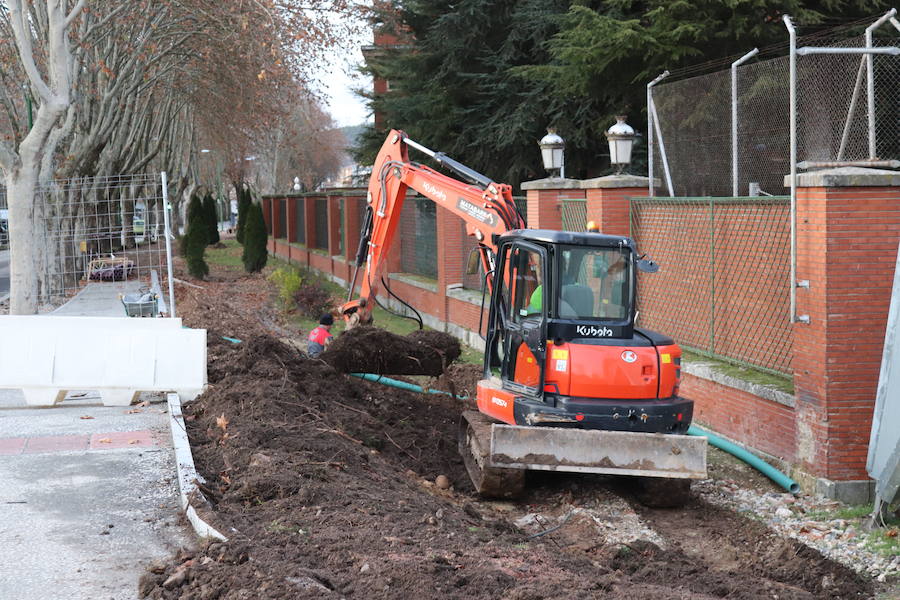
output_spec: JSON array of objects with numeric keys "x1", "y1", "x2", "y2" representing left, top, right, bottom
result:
[{"x1": 462, "y1": 229, "x2": 707, "y2": 499}]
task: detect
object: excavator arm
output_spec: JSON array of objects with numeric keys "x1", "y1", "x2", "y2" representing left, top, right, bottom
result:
[{"x1": 340, "y1": 130, "x2": 526, "y2": 322}]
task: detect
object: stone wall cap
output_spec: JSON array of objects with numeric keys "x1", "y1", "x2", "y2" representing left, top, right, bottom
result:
[
  {"x1": 580, "y1": 174, "x2": 660, "y2": 189},
  {"x1": 784, "y1": 167, "x2": 900, "y2": 188},
  {"x1": 521, "y1": 177, "x2": 583, "y2": 190}
]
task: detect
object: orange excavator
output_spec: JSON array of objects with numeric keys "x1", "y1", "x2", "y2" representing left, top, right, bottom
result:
[{"x1": 341, "y1": 130, "x2": 707, "y2": 503}]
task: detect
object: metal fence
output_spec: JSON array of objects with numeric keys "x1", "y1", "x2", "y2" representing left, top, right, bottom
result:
[
  {"x1": 649, "y1": 15, "x2": 899, "y2": 198},
  {"x1": 0, "y1": 186, "x2": 7, "y2": 250},
  {"x1": 400, "y1": 196, "x2": 437, "y2": 279},
  {"x1": 314, "y1": 198, "x2": 328, "y2": 251},
  {"x1": 2, "y1": 173, "x2": 173, "y2": 310},
  {"x1": 560, "y1": 199, "x2": 588, "y2": 231},
  {"x1": 630, "y1": 196, "x2": 793, "y2": 375}
]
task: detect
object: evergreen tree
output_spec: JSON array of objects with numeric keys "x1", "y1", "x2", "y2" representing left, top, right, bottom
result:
[
  {"x1": 241, "y1": 202, "x2": 268, "y2": 273},
  {"x1": 236, "y1": 187, "x2": 252, "y2": 244},
  {"x1": 355, "y1": 0, "x2": 887, "y2": 186},
  {"x1": 185, "y1": 194, "x2": 209, "y2": 279},
  {"x1": 202, "y1": 192, "x2": 220, "y2": 245}
]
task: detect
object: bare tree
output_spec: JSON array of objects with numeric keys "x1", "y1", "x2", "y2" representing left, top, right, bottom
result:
[{"x1": 0, "y1": 0, "x2": 85, "y2": 314}]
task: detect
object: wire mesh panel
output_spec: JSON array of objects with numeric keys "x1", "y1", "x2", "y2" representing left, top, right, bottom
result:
[
  {"x1": 399, "y1": 196, "x2": 437, "y2": 279},
  {"x1": 736, "y1": 56, "x2": 791, "y2": 196},
  {"x1": 560, "y1": 199, "x2": 587, "y2": 231},
  {"x1": 651, "y1": 70, "x2": 732, "y2": 197},
  {"x1": 631, "y1": 196, "x2": 792, "y2": 375},
  {"x1": 650, "y1": 29, "x2": 899, "y2": 198},
  {"x1": 293, "y1": 197, "x2": 305, "y2": 244},
  {"x1": 313, "y1": 198, "x2": 328, "y2": 251},
  {"x1": 0, "y1": 186, "x2": 7, "y2": 250},
  {"x1": 7, "y1": 174, "x2": 173, "y2": 308},
  {"x1": 276, "y1": 198, "x2": 287, "y2": 239}
]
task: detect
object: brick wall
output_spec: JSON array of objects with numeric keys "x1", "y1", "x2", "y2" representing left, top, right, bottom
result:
[
  {"x1": 793, "y1": 178, "x2": 900, "y2": 481},
  {"x1": 263, "y1": 168, "x2": 900, "y2": 489}
]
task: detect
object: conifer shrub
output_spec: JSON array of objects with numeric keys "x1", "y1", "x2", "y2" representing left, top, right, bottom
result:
[
  {"x1": 203, "y1": 192, "x2": 220, "y2": 245},
  {"x1": 236, "y1": 187, "x2": 252, "y2": 244},
  {"x1": 185, "y1": 194, "x2": 209, "y2": 279},
  {"x1": 242, "y1": 202, "x2": 268, "y2": 273}
]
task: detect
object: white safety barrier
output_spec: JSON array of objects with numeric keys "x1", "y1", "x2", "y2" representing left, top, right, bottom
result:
[{"x1": 0, "y1": 316, "x2": 206, "y2": 406}]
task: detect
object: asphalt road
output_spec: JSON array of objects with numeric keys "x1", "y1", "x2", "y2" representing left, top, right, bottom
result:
[{"x1": 0, "y1": 249, "x2": 9, "y2": 296}]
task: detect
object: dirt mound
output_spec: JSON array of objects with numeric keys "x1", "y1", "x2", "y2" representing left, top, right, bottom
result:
[
  {"x1": 322, "y1": 326, "x2": 461, "y2": 376},
  {"x1": 141, "y1": 261, "x2": 878, "y2": 600}
]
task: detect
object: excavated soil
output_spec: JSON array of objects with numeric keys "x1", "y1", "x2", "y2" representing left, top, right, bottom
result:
[
  {"x1": 322, "y1": 326, "x2": 461, "y2": 376},
  {"x1": 140, "y1": 259, "x2": 878, "y2": 599}
]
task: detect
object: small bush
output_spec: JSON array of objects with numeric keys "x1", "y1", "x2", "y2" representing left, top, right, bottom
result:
[
  {"x1": 185, "y1": 194, "x2": 209, "y2": 279},
  {"x1": 293, "y1": 281, "x2": 334, "y2": 319},
  {"x1": 242, "y1": 202, "x2": 268, "y2": 273},
  {"x1": 268, "y1": 267, "x2": 303, "y2": 310},
  {"x1": 236, "y1": 187, "x2": 252, "y2": 244},
  {"x1": 203, "y1": 192, "x2": 220, "y2": 245}
]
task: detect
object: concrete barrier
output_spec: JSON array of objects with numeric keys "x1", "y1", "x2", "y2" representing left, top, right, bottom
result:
[{"x1": 0, "y1": 316, "x2": 206, "y2": 406}]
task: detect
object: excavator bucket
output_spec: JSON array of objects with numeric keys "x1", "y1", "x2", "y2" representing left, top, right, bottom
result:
[{"x1": 489, "y1": 424, "x2": 708, "y2": 480}]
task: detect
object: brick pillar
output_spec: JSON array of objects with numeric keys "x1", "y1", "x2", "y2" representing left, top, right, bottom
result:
[
  {"x1": 287, "y1": 195, "x2": 298, "y2": 242},
  {"x1": 273, "y1": 198, "x2": 284, "y2": 239},
  {"x1": 520, "y1": 178, "x2": 582, "y2": 229},
  {"x1": 437, "y1": 207, "x2": 466, "y2": 322},
  {"x1": 304, "y1": 195, "x2": 316, "y2": 249},
  {"x1": 792, "y1": 167, "x2": 900, "y2": 501},
  {"x1": 327, "y1": 195, "x2": 342, "y2": 256},
  {"x1": 581, "y1": 175, "x2": 654, "y2": 236},
  {"x1": 262, "y1": 197, "x2": 272, "y2": 234},
  {"x1": 344, "y1": 194, "x2": 363, "y2": 263}
]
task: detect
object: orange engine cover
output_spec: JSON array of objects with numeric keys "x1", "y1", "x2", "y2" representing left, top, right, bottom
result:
[{"x1": 563, "y1": 343, "x2": 660, "y2": 399}]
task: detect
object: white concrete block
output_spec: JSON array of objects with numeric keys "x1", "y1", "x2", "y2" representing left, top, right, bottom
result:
[{"x1": 0, "y1": 316, "x2": 205, "y2": 407}]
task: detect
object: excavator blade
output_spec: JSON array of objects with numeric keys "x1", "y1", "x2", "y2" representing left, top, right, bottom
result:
[{"x1": 489, "y1": 425, "x2": 708, "y2": 480}]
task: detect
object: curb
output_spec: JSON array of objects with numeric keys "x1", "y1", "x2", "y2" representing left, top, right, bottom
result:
[{"x1": 167, "y1": 392, "x2": 229, "y2": 542}]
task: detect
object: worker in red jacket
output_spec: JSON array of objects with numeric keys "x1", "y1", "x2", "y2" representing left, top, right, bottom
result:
[{"x1": 307, "y1": 313, "x2": 334, "y2": 357}]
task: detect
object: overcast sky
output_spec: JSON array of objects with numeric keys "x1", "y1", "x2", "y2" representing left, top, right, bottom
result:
[{"x1": 318, "y1": 26, "x2": 372, "y2": 129}]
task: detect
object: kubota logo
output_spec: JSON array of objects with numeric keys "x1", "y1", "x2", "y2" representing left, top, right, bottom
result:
[
  {"x1": 621, "y1": 350, "x2": 637, "y2": 363},
  {"x1": 422, "y1": 182, "x2": 447, "y2": 202},
  {"x1": 576, "y1": 325, "x2": 613, "y2": 337},
  {"x1": 491, "y1": 396, "x2": 508, "y2": 408}
]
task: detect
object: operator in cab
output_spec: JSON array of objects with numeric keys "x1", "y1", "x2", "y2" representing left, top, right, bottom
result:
[{"x1": 307, "y1": 313, "x2": 334, "y2": 358}]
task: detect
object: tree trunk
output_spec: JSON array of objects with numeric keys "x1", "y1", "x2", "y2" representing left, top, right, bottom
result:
[{"x1": 6, "y1": 171, "x2": 40, "y2": 314}]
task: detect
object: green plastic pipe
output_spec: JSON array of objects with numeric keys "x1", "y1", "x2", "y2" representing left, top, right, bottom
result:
[
  {"x1": 351, "y1": 372, "x2": 468, "y2": 401},
  {"x1": 688, "y1": 425, "x2": 799, "y2": 494},
  {"x1": 221, "y1": 336, "x2": 242, "y2": 344}
]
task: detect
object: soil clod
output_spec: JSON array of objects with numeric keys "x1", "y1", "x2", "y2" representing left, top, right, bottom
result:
[{"x1": 321, "y1": 326, "x2": 461, "y2": 376}]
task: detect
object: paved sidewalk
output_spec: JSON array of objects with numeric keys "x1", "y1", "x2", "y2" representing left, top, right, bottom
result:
[
  {"x1": 52, "y1": 281, "x2": 144, "y2": 317},
  {"x1": 0, "y1": 392, "x2": 188, "y2": 599},
  {"x1": 0, "y1": 282, "x2": 192, "y2": 599}
]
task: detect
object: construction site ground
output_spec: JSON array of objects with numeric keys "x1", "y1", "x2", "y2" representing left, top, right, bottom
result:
[{"x1": 141, "y1": 247, "x2": 898, "y2": 599}]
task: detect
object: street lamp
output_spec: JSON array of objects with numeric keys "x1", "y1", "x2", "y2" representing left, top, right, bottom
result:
[
  {"x1": 293, "y1": 177, "x2": 301, "y2": 192},
  {"x1": 605, "y1": 115, "x2": 636, "y2": 174},
  {"x1": 539, "y1": 129, "x2": 565, "y2": 178}
]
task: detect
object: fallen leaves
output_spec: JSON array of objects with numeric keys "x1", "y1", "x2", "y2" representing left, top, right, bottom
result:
[
  {"x1": 97, "y1": 438, "x2": 112, "y2": 444},
  {"x1": 79, "y1": 415, "x2": 94, "y2": 420},
  {"x1": 216, "y1": 414, "x2": 229, "y2": 432}
]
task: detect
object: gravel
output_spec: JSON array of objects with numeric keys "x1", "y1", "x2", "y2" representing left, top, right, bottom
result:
[{"x1": 694, "y1": 478, "x2": 900, "y2": 582}]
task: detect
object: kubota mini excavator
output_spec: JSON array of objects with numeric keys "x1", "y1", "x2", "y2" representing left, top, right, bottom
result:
[{"x1": 340, "y1": 130, "x2": 707, "y2": 504}]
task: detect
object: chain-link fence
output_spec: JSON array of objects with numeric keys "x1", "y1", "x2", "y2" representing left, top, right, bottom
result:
[
  {"x1": 650, "y1": 20, "x2": 899, "y2": 198},
  {"x1": 2, "y1": 173, "x2": 172, "y2": 308},
  {"x1": 630, "y1": 196, "x2": 793, "y2": 375},
  {"x1": 399, "y1": 196, "x2": 437, "y2": 279},
  {"x1": 560, "y1": 199, "x2": 588, "y2": 230},
  {"x1": 293, "y1": 197, "x2": 306, "y2": 244}
]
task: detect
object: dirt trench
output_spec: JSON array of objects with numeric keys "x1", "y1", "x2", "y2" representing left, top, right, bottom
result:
[{"x1": 139, "y1": 267, "x2": 878, "y2": 600}]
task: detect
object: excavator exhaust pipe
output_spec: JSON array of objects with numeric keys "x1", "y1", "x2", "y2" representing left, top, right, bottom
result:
[{"x1": 489, "y1": 424, "x2": 708, "y2": 480}]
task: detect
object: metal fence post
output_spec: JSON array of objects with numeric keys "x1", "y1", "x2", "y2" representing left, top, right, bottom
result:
[
  {"x1": 161, "y1": 171, "x2": 177, "y2": 318},
  {"x1": 867, "y1": 9, "x2": 899, "y2": 159},
  {"x1": 731, "y1": 48, "x2": 759, "y2": 196},
  {"x1": 784, "y1": 15, "x2": 797, "y2": 324},
  {"x1": 647, "y1": 71, "x2": 669, "y2": 198}
]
